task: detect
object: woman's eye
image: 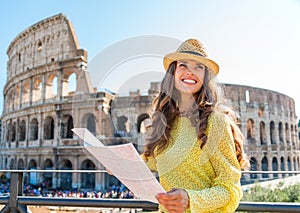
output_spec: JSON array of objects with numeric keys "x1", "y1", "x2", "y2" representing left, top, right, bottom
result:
[
  {"x1": 178, "y1": 63, "x2": 187, "y2": 68},
  {"x1": 196, "y1": 65, "x2": 204, "y2": 70}
]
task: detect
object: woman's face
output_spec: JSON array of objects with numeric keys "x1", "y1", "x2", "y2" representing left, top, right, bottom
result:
[{"x1": 174, "y1": 59, "x2": 205, "y2": 94}]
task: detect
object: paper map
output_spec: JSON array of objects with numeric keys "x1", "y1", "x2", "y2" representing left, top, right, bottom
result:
[{"x1": 72, "y1": 128, "x2": 165, "y2": 203}]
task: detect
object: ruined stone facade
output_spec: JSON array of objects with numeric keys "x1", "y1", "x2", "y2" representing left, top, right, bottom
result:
[{"x1": 0, "y1": 14, "x2": 299, "y2": 191}]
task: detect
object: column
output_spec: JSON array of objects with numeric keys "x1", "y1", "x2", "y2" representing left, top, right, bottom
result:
[
  {"x1": 41, "y1": 74, "x2": 46, "y2": 103},
  {"x1": 57, "y1": 69, "x2": 63, "y2": 100},
  {"x1": 19, "y1": 81, "x2": 23, "y2": 109},
  {"x1": 29, "y1": 77, "x2": 33, "y2": 105}
]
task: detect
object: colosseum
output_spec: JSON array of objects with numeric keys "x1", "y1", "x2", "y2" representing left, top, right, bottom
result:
[{"x1": 0, "y1": 13, "x2": 299, "y2": 191}]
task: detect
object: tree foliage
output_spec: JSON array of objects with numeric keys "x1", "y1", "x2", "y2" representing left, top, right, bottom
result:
[{"x1": 242, "y1": 182, "x2": 300, "y2": 202}]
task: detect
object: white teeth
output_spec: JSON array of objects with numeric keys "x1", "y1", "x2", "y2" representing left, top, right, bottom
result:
[{"x1": 183, "y1": 79, "x2": 196, "y2": 84}]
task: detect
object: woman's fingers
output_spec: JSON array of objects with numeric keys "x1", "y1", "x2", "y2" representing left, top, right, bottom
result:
[{"x1": 156, "y1": 188, "x2": 189, "y2": 213}]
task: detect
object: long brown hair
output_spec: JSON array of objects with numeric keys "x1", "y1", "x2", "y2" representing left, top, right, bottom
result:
[{"x1": 143, "y1": 61, "x2": 249, "y2": 169}]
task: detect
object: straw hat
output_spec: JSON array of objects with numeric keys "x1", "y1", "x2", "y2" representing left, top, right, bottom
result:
[{"x1": 163, "y1": 39, "x2": 219, "y2": 76}]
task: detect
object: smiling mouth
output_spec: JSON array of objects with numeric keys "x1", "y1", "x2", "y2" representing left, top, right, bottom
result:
[{"x1": 182, "y1": 79, "x2": 197, "y2": 84}]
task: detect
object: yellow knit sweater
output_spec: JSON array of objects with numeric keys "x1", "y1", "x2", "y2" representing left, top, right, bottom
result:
[{"x1": 143, "y1": 112, "x2": 242, "y2": 213}]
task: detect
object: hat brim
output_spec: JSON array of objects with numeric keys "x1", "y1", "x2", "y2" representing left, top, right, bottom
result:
[{"x1": 163, "y1": 52, "x2": 219, "y2": 76}]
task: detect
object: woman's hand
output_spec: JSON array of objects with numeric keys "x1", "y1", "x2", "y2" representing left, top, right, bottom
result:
[{"x1": 156, "y1": 188, "x2": 189, "y2": 213}]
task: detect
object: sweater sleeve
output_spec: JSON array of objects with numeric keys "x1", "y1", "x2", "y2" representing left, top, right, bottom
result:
[{"x1": 186, "y1": 115, "x2": 243, "y2": 212}]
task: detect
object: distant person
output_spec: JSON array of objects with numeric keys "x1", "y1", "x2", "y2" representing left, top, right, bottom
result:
[{"x1": 142, "y1": 38, "x2": 250, "y2": 212}]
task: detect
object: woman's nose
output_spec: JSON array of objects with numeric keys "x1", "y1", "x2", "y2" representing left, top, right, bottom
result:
[{"x1": 185, "y1": 66, "x2": 194, "y2": 74}]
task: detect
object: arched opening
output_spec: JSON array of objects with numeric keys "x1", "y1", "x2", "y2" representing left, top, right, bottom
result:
[
  {"x1": 9, "y1": 159, "x2": 15, "y2": 169},
  {"x1": 115, "y1": 115, "x2": 128, "y2": 137},
  {"x1": 17, "y1": 159, "x2": 25, "y2": 169},
  {"x1": 30, "y1": 118, "x2": 39, "y2": 141},
  {"x1": 287, "y1": 157, "x2": 292, "y2": 176},
  {"x1": 270, "y1": 121, "x2": 276, "y2": 144},
  {"x1": 32, "y1": 77, "x2": 42, "y2": 102},
  {"x1": 45, "y1": 74, "x2": 58, "y2": 99},
  {"x1": 280, "y1": 157, "x2": 285, "y2": 178},
  {"x1": 61, "y1": 115, "x2": 74, "y2": 139},
  {"x1": 11, "y1": 122, "x2": 16, "y2": 142},
  {"x1": 272, "y1": 157, "x2": 278, "y2": 178},
  {"x1": 59, "y1": 159, "x2": 73, "y2": 190},
  {"x1": 19, "y1": 120, "x2": 26, "y2": 141},
  {"x1": 246, "y1": 119, "x2": 255, "y2": 140},
  {"x1": 43, "y1": 159, "x2": 54, "y2": 189},
  {"x1": 261, "y1": 157, "x2": 269, "y2": 178},
  {"x1": 84, "y1": 113, "x2": 96, "y2": 135},
  {"x1": 260, "y1": 121, "x2": 267, "y2": 145},
  {"x1": 44, "y1": 116, "x2": 54, "y2": 140},
  {"x1": 22, "y1": 81, "x2": 30, "y2": 106},
  {"x1": 62, "y1": 72, "x2": 76, "y2": 96},
  {"x1": 28, "y1": 159, "x2": 38, "y2": 185},
  {"x1": 250, "y1": 157, "x2": 258, "y2": 179},
  {"x1": 285, "y1": 123, "x2": 290, "y2": 143},
  {"x1": 278, "y1": 122, "x2": 284, "y2": 144},
  {"x1": 81, "y1": 160, "x2": 95, "y2": 189}
]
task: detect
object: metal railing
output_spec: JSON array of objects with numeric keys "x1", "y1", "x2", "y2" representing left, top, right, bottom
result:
[{"x1": 0, "y1": 170, "x2": 300, "y2": 212}]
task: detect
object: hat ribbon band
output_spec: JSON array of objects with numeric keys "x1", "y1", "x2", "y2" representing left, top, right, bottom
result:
[{"x1": 179, "y1": 50, "x2": 205, "y2": 57}]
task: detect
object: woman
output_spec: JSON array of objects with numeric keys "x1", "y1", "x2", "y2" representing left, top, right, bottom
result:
[{"x1": 142, "y1": 38, "x2": 249, "y2": 213}]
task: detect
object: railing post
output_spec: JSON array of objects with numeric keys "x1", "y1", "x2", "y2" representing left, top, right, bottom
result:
[
  {"x1": 9, "y1": 172, "x2": 20, "y2": 212},
  {"x1": 7, "y1": 171, "x2": 28, "y2": 213}
]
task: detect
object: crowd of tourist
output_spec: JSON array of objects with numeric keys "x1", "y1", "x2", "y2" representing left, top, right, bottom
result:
[{"x1": 1, "y1": 181, "x2": 135, "y2": 200}]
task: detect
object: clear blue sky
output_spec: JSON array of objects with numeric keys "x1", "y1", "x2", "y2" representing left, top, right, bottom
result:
[{"x1": 1, "y1": 0, "x2": 300, "y2": 116}]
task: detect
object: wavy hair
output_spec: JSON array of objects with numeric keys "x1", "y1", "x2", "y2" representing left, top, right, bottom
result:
[{"x1": 143, "y1": 61, "x2": 249, "y2": 170}]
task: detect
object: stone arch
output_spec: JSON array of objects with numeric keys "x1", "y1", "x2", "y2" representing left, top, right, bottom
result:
[
  {"x1": 7, "y1": 123, "x2": 11, "y2": 142},
  {"x1": 61, "y1": 114, "x2": 74, "y2": 139},
  {"x1": 250, "y1": 157, "x2": 258, "y2": 179},
  {"x1": 9, "y1": 159, "x2": 15, "y2": 169},
  {"x1": 293, "y1": 157, "x2": 297, "y2": 172},
  {"x1": 43, "y1": 159, "x2": 53, "y2": 169},
  {"x1": 7, "y1": 89, "x2": 14, "y2": 111},
  {"x1": 278, "y1": 122, "x2": 284, "y2": 144},
  {"x1": 59, "y1": 159, "x2": 73, "y2": 190},
  {"x1": 30, "y1": 118, "x2": 39, "y2": 140},
  {"x1": 285, "y1": 123, "x2": 290, "y2": 143},
  {"x1": 17, "y1": 159, "x2": 25, "y2": 169},
  {"x1": 22, "y1": 80, "x2": 30, "y2": 105},
  {"x1": 32, "y1": 76, "x2": 42, "y2": 102},
  {"x1": 294, "y1": 125, "x2": 298, "y2": 146},
  {"x1": 246, "y1": 118, "x2": 255, "y2": 140},
  {"x1": 28, "y1": 159, "x2": 37, "y2": 169},
  {"x1": 62, "y1": 71, "x2": 77, "y2": 96},
  {"x1": 81, "y1": 159, "x2": 95, "y2": 189},
  {"x1": 261, "y1": 156, "x2": 269, "y2": 178},
  {"x1": 259, "y1": 121, "x2": 267, "y2": 145},
  {"x1": 280, "y1": 157, "x2": 285, "y2": 178},
  {"x1": 291, "y1": 125, "x2": 294, "y2": 144},
  {"x1": 43, "y1": 159, "x2": 54, "y2": 189},
  {"x1": 14, "y1": 85, "x2": 20, "y2": 109},
  {"x1": 83, "y1": 113, "x2": 96, "y2": 135},
  {"x1": 11, "y1": 122, "x2": 16, "y2": 142},
  {"x1": 44, "y1": 116, "x2": 54, "y2": 140},
  {"x1": 270, "y1": 121, "x2": 276, "y2": 144},
  {"x1": 45, "y1": 73, "x2": 58, "y2": 99},
  {"x1": 28, "y1": 159, "x2": 38, "y2": 185},
  {"x1": 19, "y1": 120, "x2": 26, "y2": 141},
  {"x1": 115, "y1": 115, "x2": 128, "y2": 137},
  {"x1": 137, "y1": 113, "x2": 150, "y2": 133},
  {"x1": 272, "y1": 157, "x2": 278, "y2": 178},
  {"x1": 287, "y1": 157, "x2": 292, "y2": 175}
]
